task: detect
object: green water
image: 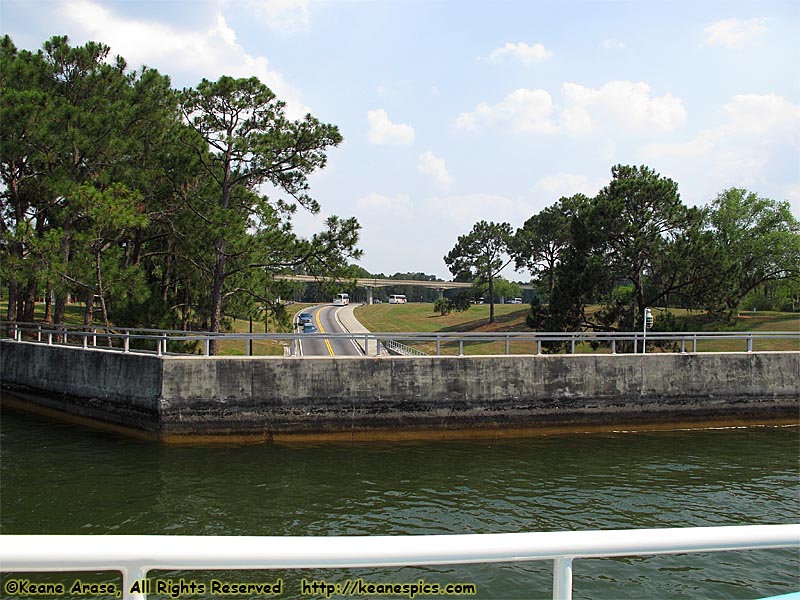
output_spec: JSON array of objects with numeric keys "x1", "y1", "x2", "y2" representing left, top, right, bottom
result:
[{"x1": 1, "y1": 405, "x2": 798, "y2": 599}]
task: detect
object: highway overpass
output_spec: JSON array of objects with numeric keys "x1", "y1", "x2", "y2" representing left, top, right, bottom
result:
[{"x1": 274, "y1": 274, "x2": 533, "y2": 304}]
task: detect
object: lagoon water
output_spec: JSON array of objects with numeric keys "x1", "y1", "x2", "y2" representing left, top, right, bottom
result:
[{"x1": 1, "y1": 405, "x2": 798, "y2": 599}]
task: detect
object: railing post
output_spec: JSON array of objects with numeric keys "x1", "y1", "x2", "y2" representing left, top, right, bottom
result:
[
  {"x1": 505, "y1": 336, "x2": 510, "y2": 355},
  {"x1": 47, "y1": 331, "x2": 53, "y2": 346},
  {"x1": 611, "y1": 339, "x2": 616, "y2": 355},
  {"x1": 37, "y1": 325, "x2": 42, "y2": 342},
  {"x1": 92, "y1": 329, "x2": 97, "y2": 347},
  {"x1": 681, "y1": 338, "x2": 686, "y2": 353},
  {"x1": 204, "y1": 339, "x2": 211, "y2": 357},
  {"x1": 633, "y1": 333, "x2": 638, "y2": 354},
  {"x1": 246, "y1": 337, "x2": 252, "y2": 356},
  {"x1": 537, "y1": 339, "x2": 542, "y2": 355},
  {"x1": 459, "y1": 339, "x2": 464, "y2": 356},
  {"x1": 126, "y1": 564, "x2": 149, "y2": 600},
  {"x1": 365, "y1": 334, "x2": 370, "y2": 356},
  {"x1": 124, "y1": 336, "x2": 130, "y2": 353},
  {"x1": 553, "y1": 557, "x2": 573, "y2": 600},
  {"x1": 436, "y1": 335, "x2": 441, "y2": 356},
  {"x1": 570, "y1": 337, "x2": 575, "y2": 355},
  {"x1": 747, "y1": 335, "x2": 753, "y2": 353},
  {"x1": 82, "y1": 335, "x2": 88, "y2": 349},
  {"x1": 289, "y1": 338, "x2": 295, "y2": 357},
  {"x1": 693, "y1": 334, "x2": 697, "y2": 353}
]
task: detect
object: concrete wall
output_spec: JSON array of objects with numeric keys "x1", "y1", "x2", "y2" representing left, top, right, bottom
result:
[
  {"x1": 2, "y1": 340, "x2": 798, "y2": 442},
  {"x1": 1, "y1": 341, "x2": 163, "y2": 433}
]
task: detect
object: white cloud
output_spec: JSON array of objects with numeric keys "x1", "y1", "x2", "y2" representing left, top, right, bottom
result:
[
  {"x1": 485, "y1": 42, "x2": 554, "y2": 65},
  {"x1": 599, "y1": 140, "x2": 618, "y2": 162},
  {"x1": 424, "y1": 194, "x2": 532, "y2": 229},
  {"x1": 456, "y1": 88, "x2": 558, "y2": 133},
  {"x1": 600, "y1": 38, "x2": 626, "y2": 50},
  {"x1": 241, "y1": 0, "x2": 312, "y2": 34},
  {"x1": 367, "y1": 109, "x2": 416, "y2": 145},
  {"x1": 561, "y1": 81, "x2": 687, "y2": 135},
  {"x1": 55, "y1": 0, "x2": 311, "y2": 118},
  {"x1": 534, "y1": 173, "x2": 605, "y2": 199},
  {"x1": 644, "y1": 94, "x2": 800, "y2": 159},
  {"x1": 642, "y1": 93, "x2": 800, "y2": 199},
  {"x1": 703, "y1": 18, "x2": 768, "y2": 48},
  {"x1": 722, "y1": 93, "x2": 800, "y2": 134},
  {"x1": 357, "y1": 192, "x2": 414, "y2": 215},
  {"x1": 458, "y1": 81, "x2": 685, "y2": 136},
  {"x1": 418, "y1": 151, "x2": 454, "y2": 188}
]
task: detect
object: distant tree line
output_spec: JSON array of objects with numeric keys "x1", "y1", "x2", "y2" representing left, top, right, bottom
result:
[
  {"x1": 1, "y1": 36, "x2": 361, "y2": 352},
  {"x1": 445, "y1": 165, "x2": 800, "y2": 328}
]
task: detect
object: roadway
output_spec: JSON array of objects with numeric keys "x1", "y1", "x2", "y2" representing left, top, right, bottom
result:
[{"x1": 297, "y1": 305, "x2": 364, "y2": 356}]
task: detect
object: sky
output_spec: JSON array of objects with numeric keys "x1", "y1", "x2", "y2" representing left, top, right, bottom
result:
[{"x1": 1, "y1": 0, "x2": 798, "y2": 280}]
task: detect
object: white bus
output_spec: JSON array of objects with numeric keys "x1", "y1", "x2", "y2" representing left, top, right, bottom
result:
[
  {"x1": 333, "y1": 293, "x2": 350, "y2": 306},
  {"x1": 388, "y1": 294, "x2": 407, "y2": 304}
]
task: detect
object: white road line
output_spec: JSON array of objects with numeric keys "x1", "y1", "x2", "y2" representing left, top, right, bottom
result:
[{"x1": 333, "y1": 306, "x2": 365, "y2": 355}]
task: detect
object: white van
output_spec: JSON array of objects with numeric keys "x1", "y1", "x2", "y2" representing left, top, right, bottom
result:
[{"x1": 388, "y1": 294, "x2": 407, "y2": 304}]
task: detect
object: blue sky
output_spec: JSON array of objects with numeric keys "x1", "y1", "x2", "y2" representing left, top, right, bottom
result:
[{"x1": 2, "y1": 0, "x2": 798, "y2": 279}]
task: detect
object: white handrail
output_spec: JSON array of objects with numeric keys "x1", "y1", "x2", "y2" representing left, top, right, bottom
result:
[
  {"x1": 3, "y1": 320, "x2": 798, "y2": 357},
  {"x1": 2, "y1": 525, "x2": 798, "y2": 600}
]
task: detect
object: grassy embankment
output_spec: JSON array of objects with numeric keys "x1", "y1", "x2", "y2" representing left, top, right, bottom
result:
[
  {"x1": 355, "y1": 302, "x2": 800, "y2": 355},
  {"x1": 0, "y1": 301, "x2": 318, "y2": 356}
]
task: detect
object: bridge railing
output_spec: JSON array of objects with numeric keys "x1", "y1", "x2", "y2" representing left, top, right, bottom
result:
[
  {"x1": 1, "y1": 321, "x2": 797, "y2": 357},
  {"x1": 1, "y1": 525, "x2": 798, "y2": 600}
]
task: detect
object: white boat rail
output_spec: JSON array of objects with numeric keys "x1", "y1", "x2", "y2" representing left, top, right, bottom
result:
[{"x1": 1, "y1": 525, "x2": 798, "y2": 600}]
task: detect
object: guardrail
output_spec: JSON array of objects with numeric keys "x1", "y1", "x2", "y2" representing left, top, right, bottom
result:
[
  {"x1": 1, "y1": 525, "x2": 797, "y2": 600},
  {"x1": 1, "y1": 321, "x2": 797, "y2": 357}
]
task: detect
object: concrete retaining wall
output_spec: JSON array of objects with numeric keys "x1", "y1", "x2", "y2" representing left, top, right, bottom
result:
[{"x1": 1, "y1": 340, "x2": 798, "y2": 442}]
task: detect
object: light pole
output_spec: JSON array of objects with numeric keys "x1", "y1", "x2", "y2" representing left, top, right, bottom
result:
[{"x1": 643, "y1": 307, "x2": 653, "y2": 353}]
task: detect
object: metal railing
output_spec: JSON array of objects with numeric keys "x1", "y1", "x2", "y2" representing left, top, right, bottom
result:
[
  {"x1": 383, "y1": 338, "x2": 429, "y2": 356},
  {"x1": 2, "y1": 321, "x2": 797, "y2": 357},
  {"x1": 1, "y1": 525, "x2": 797, "y2": 600}
]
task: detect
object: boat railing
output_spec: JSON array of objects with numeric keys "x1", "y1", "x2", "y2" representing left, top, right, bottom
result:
[{"x1": 1, "y1": 525, "x2": 798, "y2": 600}]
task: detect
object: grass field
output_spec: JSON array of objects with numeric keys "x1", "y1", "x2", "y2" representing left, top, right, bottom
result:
[{"x1": 355, "y1": 302, "x2": 800, "y2": 354}]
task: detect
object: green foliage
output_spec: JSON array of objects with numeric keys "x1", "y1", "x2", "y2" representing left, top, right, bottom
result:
[
  {"x1": 513, "y1": 202, "x2": 570, "y2": 301},
  {"x1": 0, "y1": 35, "x2": 361, "y2": 339},
  {"x1": 433, "y1": 297, "x2": 452, "y2": 316},
  {"x1": 444, "y1": 220, "x2": 513, "y2": 323},
  {"x1": 508, "y1": 166, "x2": 800, "y2": 333},
  {"x1": 699, "y1": 188, "x2": 800, "y2": 320},
  {"x1": 433, "y1": 292, "x2": 471, "y2": 316}
]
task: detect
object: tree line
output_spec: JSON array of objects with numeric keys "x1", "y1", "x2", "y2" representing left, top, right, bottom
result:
[
  {"x1": 1, "y1": 36, "x2": 361, "y2": 352},
  {"x1": 445, "y1": 165, "x2": 800, "y2": 329}
]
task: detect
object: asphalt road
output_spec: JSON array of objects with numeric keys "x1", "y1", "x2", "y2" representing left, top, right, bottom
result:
[{"x1": 297, "y1": 305, "x2": 363, "y2": 356}]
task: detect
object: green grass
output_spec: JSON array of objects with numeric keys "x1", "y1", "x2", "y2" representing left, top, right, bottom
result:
[
  {"x1": 355, "y1": 303, "x2": 800, "y2": 354},
  {"x1": 355, "y1": 302, "x2": 529, "y2": 333}
]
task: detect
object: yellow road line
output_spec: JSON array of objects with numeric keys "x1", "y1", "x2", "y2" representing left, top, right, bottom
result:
[{"x1": 315, "y1": 308, "x2": 335, "y2": 356}]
